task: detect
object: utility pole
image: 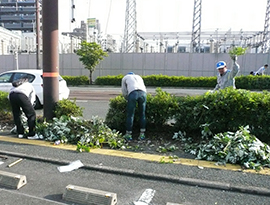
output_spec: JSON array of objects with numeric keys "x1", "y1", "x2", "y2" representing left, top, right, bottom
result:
[
  {"x1": 42, "y1": 0, "x2": 59, "y2": 120},
  {"x1": 36, "y1": 0, "x2": 41, "y2": 69}
]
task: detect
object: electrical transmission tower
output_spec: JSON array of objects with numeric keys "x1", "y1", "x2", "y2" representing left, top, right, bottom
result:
[
  {"x1": 262, "y1": 0, "x2": 270, "y2": 53},
  {"x1": 191, "y1": 0, "x2": 202, "y2": 53},
  {"x1": 123, "y1": 0, "x2": 137, "y2": 53}
]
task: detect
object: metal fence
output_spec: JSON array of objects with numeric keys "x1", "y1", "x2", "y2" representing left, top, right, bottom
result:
[{"x1": 1, "y1": 53, "x2": 270, "y2": 79}]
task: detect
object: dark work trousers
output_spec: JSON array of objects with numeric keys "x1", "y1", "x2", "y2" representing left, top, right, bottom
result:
[
  {"x1": 9, "y1": 92, "x2": 36, "y2": 136},
  {"x1": 126, "y1": 90, "x2": 146, "y2": 132}
]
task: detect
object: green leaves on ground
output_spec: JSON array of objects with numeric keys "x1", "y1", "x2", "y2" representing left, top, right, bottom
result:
[
  {"x1": 36, "y1": 115, "x2": 125, "y2": 152},
  {"x1": 174, "y1": 126, "x2": 270, "y2": 171},
  {"x1": 174, "y1": 88, "x2": 270, "y2": 143}
]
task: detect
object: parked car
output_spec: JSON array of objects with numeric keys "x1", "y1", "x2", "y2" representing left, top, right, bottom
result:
[{"x1": 0, "y1": 69, "x2": 70, "y2": 109}]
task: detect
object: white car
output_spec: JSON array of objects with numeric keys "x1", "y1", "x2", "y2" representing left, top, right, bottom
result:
[{"x1": 0, "y1": 69, "x2": 70, "y2": 109}]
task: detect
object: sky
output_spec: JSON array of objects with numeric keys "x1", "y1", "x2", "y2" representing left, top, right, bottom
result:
[{"x1": 58, "y1": 0, "x2": 268, "y2": 36}]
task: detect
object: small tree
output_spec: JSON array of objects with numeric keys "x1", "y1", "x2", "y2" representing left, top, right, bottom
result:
[{"x1": 76, "y1": 41, "x2": 108, "y2": 84}]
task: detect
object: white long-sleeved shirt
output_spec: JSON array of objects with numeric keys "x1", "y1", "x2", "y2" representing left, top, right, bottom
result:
[
  {"x1": 255, "y1": 66, "x2": 265, "y2": 75},
  {"x1": 121, "y1": 74, "x2": 147, "y2": 99},
  {"x1": 213, "y1": 61, "x2": 240, "y2": 91},
  {"x1": 9, "y1": 82, "x2": 36, "y2": 105}
]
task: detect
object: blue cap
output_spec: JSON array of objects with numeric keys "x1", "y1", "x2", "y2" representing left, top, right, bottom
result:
[
  {"x1": 127, "y1": 72, "x2": 134, "y2": 75},
  {"x1": 216, "y1": 61, "x2": 226, "y2": 69}
]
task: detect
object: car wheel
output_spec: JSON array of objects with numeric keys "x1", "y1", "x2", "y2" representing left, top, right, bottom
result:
[{"x1": 34, "y1": 96, "x2": 43, "y2": 110}]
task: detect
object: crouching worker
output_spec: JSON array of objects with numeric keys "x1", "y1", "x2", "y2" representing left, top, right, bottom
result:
[
  {"x1": 9, "y1": 78, "x2": 39, "y2": 140},
  {"x1": 121, "y1": 72, "x2": 147, "y2": 141}
]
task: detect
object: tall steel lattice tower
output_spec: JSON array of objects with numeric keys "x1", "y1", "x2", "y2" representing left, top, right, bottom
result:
[
  {"x1": 262, "y1": 0, "x2": 270, "y2": 53},
  {"x1": 123, "y1": 0, "x2": 137, "y2": 53},
  {"x1": 191, "y1": 0, "x2": 202, "y2": 53}
]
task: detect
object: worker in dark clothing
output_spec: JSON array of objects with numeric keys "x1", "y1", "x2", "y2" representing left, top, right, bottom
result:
[{"x1": 9, "y1": 78, "x2": 39, "y2": 139}]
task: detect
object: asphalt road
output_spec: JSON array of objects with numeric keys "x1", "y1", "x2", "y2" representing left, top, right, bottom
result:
[
  {"x1": 1, "y1": 140, "x2": 270, "y2": 205},
  {"x1": 67, "y1": 86, "x2": 208, "y2": 120}
]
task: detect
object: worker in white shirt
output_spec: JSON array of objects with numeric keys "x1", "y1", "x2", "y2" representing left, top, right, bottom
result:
[
  {"x1": 9, "y1": 77, "x2": 39, "y2": 140},
  {"x1": 254, "y1": 64, "x2": 268, "y2": 75},
  {"x1": 121, "y1": 72, "x2": 147, "y2": 141},
  {"x1": 213, "y1": 56, "x2": 240, "y2": 91}
]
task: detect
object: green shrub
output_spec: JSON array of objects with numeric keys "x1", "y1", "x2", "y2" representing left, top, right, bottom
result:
[
  {"x1": 146, "y1": 88, "x2": 178, "y2": 129},
  {"x1": 94, "y1": 74, "x2": 270, "y2": 90},
  {"x1": 95, "y1": 74, "x2": 218, "y2": 88},
  {"x1": 0, "y1": 91, "x2": 11, "y2": 112},
  {"x1": 94, "y1": 74, "x2": 123, "y2": 86},
  {"x1": 105, "y1": 95, "x2": 127, "y2": 132},
  {"x1": 54, "y1": 99, "x2": 84, "y2": 118},
  {"x1": 236, "y1": 75, "x2": 270, "y2": 90},
  {"x1": 0, "y1": 91, "x2": 12, "y2": 124},
  {"x1": 105, "y1": 88, "x2": 179, "y2": 133},
  {"x1": 174, "y1": 88, "x2": 270, "y2": 142},
  {"x1": 62, "y1": 75, "x2": 89, "y2": 86},
  {"x1": 143, "y1": 75, "x2": 217, "y2": 88},
  {"x1": 106, "y1": 87, "x2": 270, "y2": 143}
]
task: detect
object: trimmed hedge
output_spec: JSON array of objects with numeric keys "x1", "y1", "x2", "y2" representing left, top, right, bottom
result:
[
  {"x1": 62, "y1": 74, "x2": 270, "y2": 90},
  {"x1": 236, "y1": 75, "x2": 270, "y2": 90},
  {"x1": 95, "y1": 74, "x2": 218, "y2": 87},
  {"x1": 106, "y1": 88, "x2": 270, "y2": 143},
  {"x1": 143, "y1": 75, "x2": 217, "y2": 88},
  {"x1": 62, "y1": 75, "x2": 89, "y2": 86},
  {"x1": 94, "y1": 74, "x2": 123, "y2": 86},
  {"x1": 95, "y1": 74, "x2": 270, "y2": 90}
]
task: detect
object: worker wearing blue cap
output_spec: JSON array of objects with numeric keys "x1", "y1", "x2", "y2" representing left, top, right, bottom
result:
[
  {"x1": 121, "y1": 72, "x2": 147, "y2": 141},
  {"x1": 213, "y1": 56, "x2": 240, "y2": 91}
]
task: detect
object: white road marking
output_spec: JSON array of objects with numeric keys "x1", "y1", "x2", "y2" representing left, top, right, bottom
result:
[
  {"x1": 76, "y1": 100, "x2": 88, "y2": 102},
  {"x1": 133, "y1": 188, "x2": 156, "y2": 205}
]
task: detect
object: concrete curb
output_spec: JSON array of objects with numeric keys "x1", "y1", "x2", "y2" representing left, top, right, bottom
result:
[{"x1": 1, "y1": 150, "x2": 270, "y2": 197}]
